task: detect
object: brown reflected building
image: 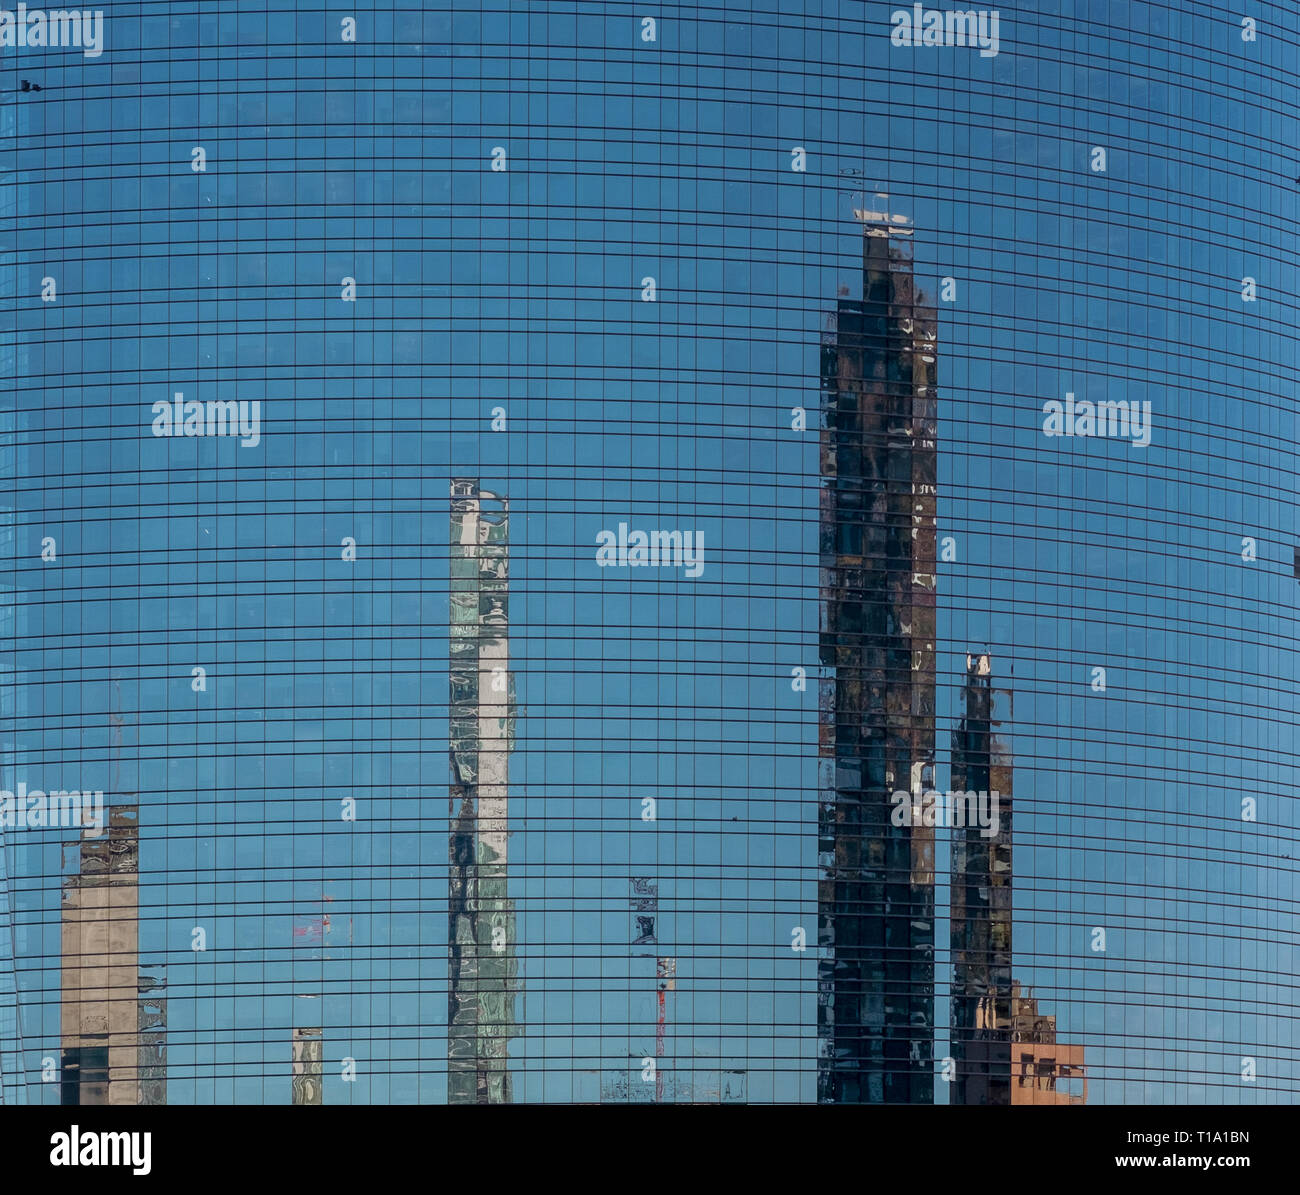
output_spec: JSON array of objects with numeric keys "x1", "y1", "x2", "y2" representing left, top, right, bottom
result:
[
  {"x1": 818, "y1": 196, "x2": 938, "y2": 1103},
  {"x1": 950, "y1": 652, "x2": 1014, "y2": 1103},
  {"x1": 448, "y1": 480, "x2": 518, "y2": 1103}
]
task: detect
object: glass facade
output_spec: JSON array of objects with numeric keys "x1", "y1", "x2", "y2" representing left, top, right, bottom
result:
[{"x1": 1, "y1": 0, "x2": 1296, "y2": 1106}]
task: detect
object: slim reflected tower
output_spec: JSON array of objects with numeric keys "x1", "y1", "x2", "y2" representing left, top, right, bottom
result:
[
  {"x1": 448, "y1": 481, "x2": 518, "y2": 1102},
  {"x1": 818, "y1": 198, "x2": 938, "y2": 1103},
  {"x1": 950, "y1": 652, "x2": 1014, "y2": 1104}
]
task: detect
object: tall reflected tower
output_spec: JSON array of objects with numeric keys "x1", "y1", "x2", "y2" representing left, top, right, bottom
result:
[
  {"x1": 818, "y1": 197, "x2": 938, "y2": 1103},
  {"x1": 448, "y1": 480, "x2": 518, "y2": 1102}
]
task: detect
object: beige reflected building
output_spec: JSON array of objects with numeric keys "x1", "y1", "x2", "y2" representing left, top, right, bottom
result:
[
  {"x1": 60, "y1": 806, "x2": 139, "y2": 1105},
  {"x1": 291, "y1": 1026, "x2": 324, "y2": 1105}
]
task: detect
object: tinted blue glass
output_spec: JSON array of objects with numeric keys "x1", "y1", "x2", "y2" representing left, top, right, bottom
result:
[{"x1": 0, "y1": 0, "x2": 1296, "y2": 1105}]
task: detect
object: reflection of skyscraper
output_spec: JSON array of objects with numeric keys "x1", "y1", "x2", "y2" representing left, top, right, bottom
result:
[
  {"x1": 448, "y1": 481, "x2": 517, "y2": 1103},
  {"x1": 818, "y1": 198, "x2": 938, "y2": 1103},
  {"x1": 60, "y1": 807, "x2": 139, "y2": 1105},
  {"x1": 950, "y1": 653, "x2": 1014, "y2": 1104}
]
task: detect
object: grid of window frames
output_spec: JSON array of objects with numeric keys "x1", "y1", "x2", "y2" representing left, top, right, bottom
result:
[{"x1": 1, "y1": 1, "x2": 1297, "y2": 1104}]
